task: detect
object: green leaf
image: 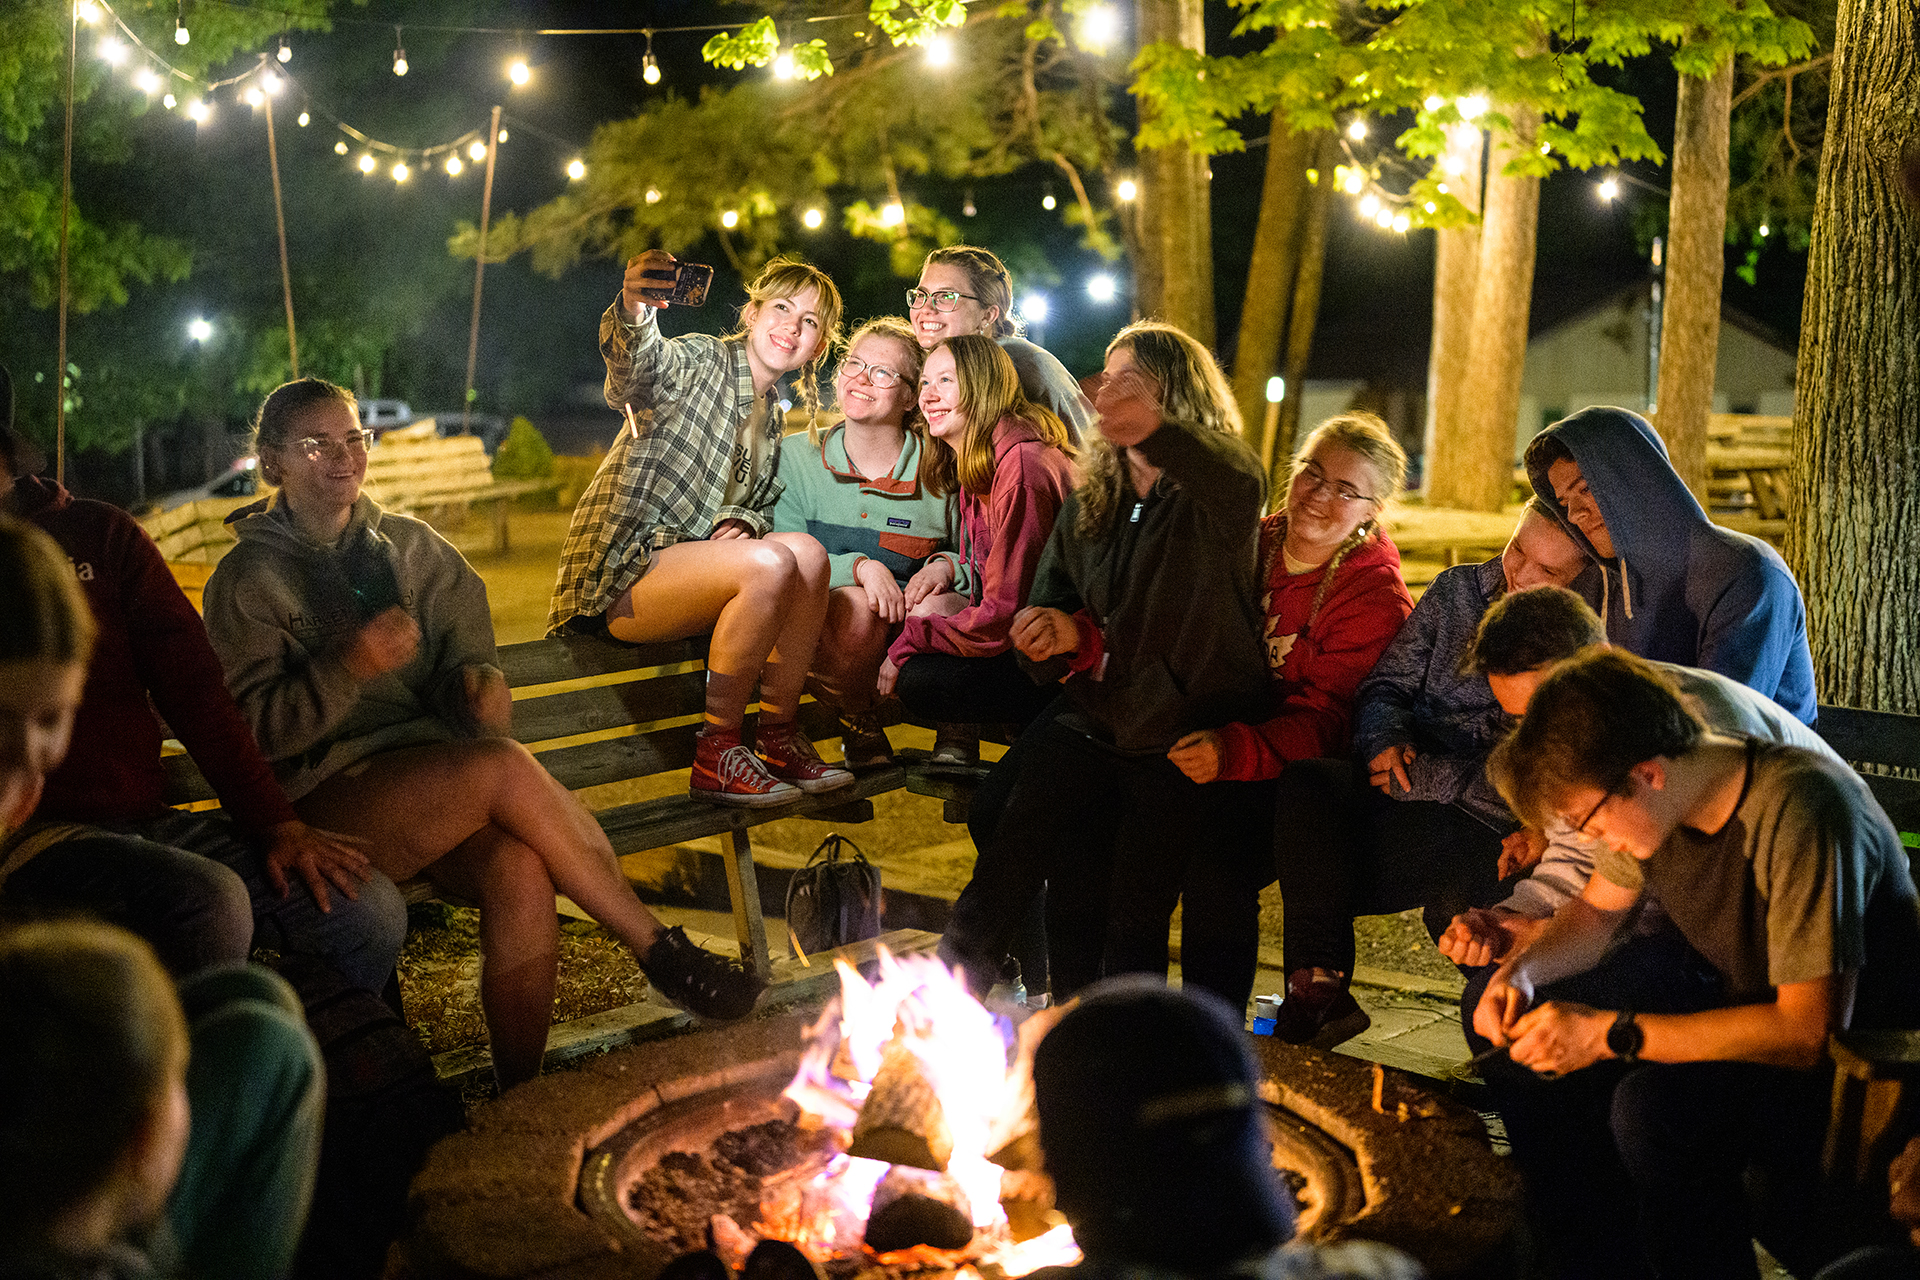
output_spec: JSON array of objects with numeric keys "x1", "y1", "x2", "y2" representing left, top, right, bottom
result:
[{"x1": 702, "y1": 18, "x2": 781, "y2": 71}]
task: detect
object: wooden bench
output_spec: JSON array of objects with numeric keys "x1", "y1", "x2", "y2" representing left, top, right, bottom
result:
[
  {"x1": 363, "y1": 424, "x2": 555, "y2": 553},
  {"x1": 1812, "y1": 703, "x2": 1920, "y2": 1185}
]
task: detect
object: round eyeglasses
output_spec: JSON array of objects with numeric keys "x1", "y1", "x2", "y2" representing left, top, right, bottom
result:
[
  {"x1": 906, "y1": 287, "x2": 981, "y2": 313},
  {"x1": 289, "y1": 429, "x2": 375, "y2": 463},
  {"x1": 1296, "y1": 460, "x2": 1376, "y2": 506},
  {"x1": 839, "y1": 357, "x2": 902, "y2": 388}
]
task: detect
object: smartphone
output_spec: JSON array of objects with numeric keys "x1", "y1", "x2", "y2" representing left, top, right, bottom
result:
[{"x1": 640, "y1": 260, "x2": 714, "y2": 307}]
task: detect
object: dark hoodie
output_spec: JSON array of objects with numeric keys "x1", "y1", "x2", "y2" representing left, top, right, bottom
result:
[{"x1": 1526, "y1": 406, "x2": 1815, "y2": 723}]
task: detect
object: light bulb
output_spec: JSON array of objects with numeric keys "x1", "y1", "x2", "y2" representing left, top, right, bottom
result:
[
  {"x1": 1759, "y1": 223, "x2": 1771, "y2": 238},
  {"x1": 1041, "y1": 192, "x2": 1056, "y2": 210},
  {"x1": 508, "y1": 58, "x2": 530, "y2": 86},
  {"x1": 187, "y1": 99, "x2": 209, "y2": 122},
  {"x1": 1266, "y1": 376, "x2": 1284, "y2": 403},
  {"x1": 642, "y1": 53, "x2": 660, "y2": 85},
  {"x1": 277, "y1": 36, "x2": 291, "y2": 63},
  {"x1": 244, "y1": 86, "x2": 264, "y2": 107},
  {"x1": 1116, "y1": 178, "x2": 1137, "y2": 202},
  {"x1": 1436, "y1": 182, "x2": 1450, "y2": 194},
  {"x1": 802, "y1": 207, "x2": 824, "y2": 229},
  {"x1": 187, "y1": 317, "x2": 213, "y2": 342},
  {"x1": 297, "y1": 109, "x2": 309, "y2": 127},
  {"x1": 261, "y1": 71, "x2": 281, "y2": 94},
  {"x1": 175, "y1": 18, "x2": 189, "y2": 45},
  {"x1": 1374, "y1": 207, "x2": 1394, "y2": 229},
  {"x1": 446, "y1": 155, "x2": 464, "y2": 176},
  {"x1": 1424, "y1": 95, "x2": 1444, "y2": 112},
  {"x1": 497, "y1": 129, "x2": 508, "y2": 143},
  {"x1": 393, "y1": 49, "x2": 408, "y2": 76},
  {"x1": 1424, "y1": 201, "x2": 1437, "y2": 213},
  {"x1": 135, "y1": 69, "x2": 162, "y2": 94},
  {"x1": 1391, "y1": 213, "x2": 1410, "y2": 233},
  {"x1": 567, "y1": 158, "x2": 587, "y2": 180},
  {"x1": 392, "y1": 162, "x2": 410, "y2": 183},
  {"x1": 98, "y1": 37, "x2": 128, "y2": 65},
  {"x1": 162, "y1": 92, "x2": 176, "y2": 109},
  {"x1": 358, "y1": 154, "x2": 376, "y2": 173},
  {"x1": 1086, "y1": 274, "x2": 1116, "y2": 302},
  {"x1": 1458, "y1": 95, "x2": 1488, "y2": 121},
  {"x1": 1347, "y1": 118, "x2": 1368, "y2": 141},
  {"x1": 644, "y1": 187, "x2": 662, "y2": 204},
  {"x1": 469, "y1": 140, "x2": 488, "y2": 162},
  {"x1": 773, "y1": 52, "x2": 795, "y2": 79},
  {"x1": 925, "y1": 35, "x2": 953, "y2": 67},
  {"x1": 881, "y1": 202, "x2": 904, "y2": 226},
  {"x1": 335, "y1": 139, "x2": 349, "y2": 155},
  {"x1": 721, "y1": 209, "x2": 739, "y2": 228},
  {"x1": 1020, "y1": 294, "x2": 1049, "y2": 323},
  {"x1": 1078, "y1": 4, "x2": 1119, "y2": 48},
  {"x1": 1597, "y1": 177, "x2": 1620, "y2": 201},
  {"x1": 1359, "y1": 193, "x2": 1380, "y2": 217},
  {"x1": 75, "y1": 1, "x2": 101, "y2": 22}
]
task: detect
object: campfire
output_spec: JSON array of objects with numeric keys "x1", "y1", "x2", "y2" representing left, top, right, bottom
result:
[{"x1": 631, "y1": 948, "x2": 1082, "y2": 1275}]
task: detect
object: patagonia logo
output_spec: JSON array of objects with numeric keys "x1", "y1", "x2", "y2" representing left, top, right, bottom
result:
[{"x1": 885, "y1": 517, "x2": 912, "y2": 528}]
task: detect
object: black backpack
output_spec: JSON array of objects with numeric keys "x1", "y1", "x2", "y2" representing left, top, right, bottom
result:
[{"x1": 784, "y1": 834, "x2": 884, "y2": 957}]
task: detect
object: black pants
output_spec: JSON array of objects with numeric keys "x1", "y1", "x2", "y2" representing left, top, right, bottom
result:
[
  {"x1": 1271, "y1": 757, "x2": 1506, "y2": 976},
  {"x1": 964, "y1": 696, "x2": 1068, "y2": 996},
  {"x1": 895, "y1": 650, "x2": 1056, "y2": 727},
  {"x1": 943, "y1": 712, "x2": 1270, "y2": 1011}
]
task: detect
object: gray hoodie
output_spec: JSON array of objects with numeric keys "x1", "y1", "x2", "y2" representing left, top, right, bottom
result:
[{"x1": 203, "y1": 494, "x2": 500, "y2": 801}]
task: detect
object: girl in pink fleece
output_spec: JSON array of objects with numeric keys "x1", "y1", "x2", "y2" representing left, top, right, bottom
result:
[{"x1": 877, "y1": 335, "x2": 1076, "y2": 760}]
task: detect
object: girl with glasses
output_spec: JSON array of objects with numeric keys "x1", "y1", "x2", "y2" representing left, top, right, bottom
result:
[
  {"x1": 550, "y1": 252, "x2": 855, "y2": 806},
  {"x1": 770, "y1": 317, "x2": 952, "y2": 766},
  {"x1": 205, "y1": 378, "x2": 764, "y2": 1089},
  {"x1": 906, "y1": 245, "x2": 1093, "y2": 445},
  {"x1": 878, "y1": 334, "x2": 1076, "y2": 764}
]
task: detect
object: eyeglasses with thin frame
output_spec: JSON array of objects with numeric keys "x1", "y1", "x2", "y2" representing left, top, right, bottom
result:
[
  {"x1": 839, "y1": 356, "x2": 902, "y2": 389},
  {"x1": 1296, "y1": 460, "x2": 1377, "y2": 506},
  {"x1": 1572, "y1": 772, "x2": 1633, "y2": 835},
  {"x1": 906, "y1": 287, "x2": 981, "y2": 313},
  {"x1": 287, "y1": 429, "x2": 375, "y2": 463}
]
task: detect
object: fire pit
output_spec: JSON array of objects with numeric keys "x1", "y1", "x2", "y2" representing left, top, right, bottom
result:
[{"x1": 401, "y1": 958, "x2": 1517, "y2": 1280}]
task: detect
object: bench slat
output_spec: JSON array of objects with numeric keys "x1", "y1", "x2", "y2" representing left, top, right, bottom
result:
[
  {"x1": 497, "y1": 634, "x2": 706, "y2": 686},
  {"x1": 594, "y1": 765, "x2": 910, "y2": 855},
  {"x1": 1818, "y1": 706, "x2": 1920, "y2": 773},
  {"x1": 512, "y1": 674, "x2": 708, "y2": 744}
]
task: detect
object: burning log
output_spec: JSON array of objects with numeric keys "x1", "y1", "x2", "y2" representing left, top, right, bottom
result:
[
  {"x1": 847, "y1": 1040, "x2": 954, "y2": 1171},
  {"x1": 864, "y1": 1167, "x2": 974, "y2": 1252}
]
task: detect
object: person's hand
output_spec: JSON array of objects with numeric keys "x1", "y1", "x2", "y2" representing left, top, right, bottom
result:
[
  {"x1": 1506, "y1": 1001, "x2": 1609, "y2": 1077},
  {"x1": 342, "y1": 606, "x2": 420, "y2": 682},
  {"x1": 621, "y1": 249, "x2": 677, "y2": 317},
  {"x1": 710, "y1": 519, "x2": 754, "y2": 540},
  {"x1": 1167, "y1": 731, "x2": 1225, "y2": 784},
  {"x1": 903, "y1": 559, "x2": 954, "y2": 608},
  {"x1": 855, "y1": 559, "x2": 906, "y2": 623},
  {"x1": 1473, "y1": 966, "x2": 1537, "y2": 1047},
  {"x1": 1499, "y1": 827, "x2": 1550, "y2": 879},
  {"x1": 1886, "y1": 1135, "x2": 1920, "y2": 1244},
  {"x1": 464, "y1": 664, "x2": 513, "y2": 735},
  {"x1": 1093, "y1": 369, "x2": 1164, "y2": 448},
  {"x1": 262, "y1": 819, "x2": 372, "y2": 913},
  {"x1": 1439, "y1": 907, "x2": 1523, "y2": 967},
  {"x1": 1011, "y1": 607, "x2": 1079, "y2": 661},
  {"x1": 876, "y1": 656, "x2": 901, "y2": 698},
  {"x1": 1367, "y1": 744, "x2": 1416, "y2": 796}
]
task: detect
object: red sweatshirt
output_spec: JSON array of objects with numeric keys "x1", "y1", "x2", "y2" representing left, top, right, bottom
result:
[
  {"x1": 888, "y1": 415, "x2": 1076, "y2": 664},
  {"x1": 1213, "y1": 513, "x2": 1414, "y2": 781},
  {"x1": 12, "y1": 476, "x2": 297, "y2": 832}
]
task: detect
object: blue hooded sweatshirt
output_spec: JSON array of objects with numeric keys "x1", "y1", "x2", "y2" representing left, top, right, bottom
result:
[{"x1": 1525, "y1": 406, "x2": 1816, "y2": 723}]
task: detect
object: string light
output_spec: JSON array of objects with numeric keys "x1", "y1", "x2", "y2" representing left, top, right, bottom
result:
[
  {"x1": 567, "y1": 158, "x2": 586, "y2": 180},
  {"x1": 1115, "y1": 178, "x2": 1137, "y2": 202},
  {"x1": 297, "y1": 108, "x2": 309, "y2": 126},
  {"x1": 497, "y1": 129, "x2": 508, "y2": 143},
  {"x1": 98, "y1": 37, "x2": 128, "y2": 65},
  {"x1": 335, "y1": 139, "x2": 349, "y2": 154},
  {"x1": 1359, "y1": 193, "x2": 1380, "y2": 217},
  {"x1": 468, "y1": 140, "x2": 488, "y2": 161},
  {"x1": 186, "y1": 98, "x2": 209, "y2": 122},
  {"x1": 1424, "y1": 200, "x2": 1437, "y2": 213},
  {"x1": 277, "y1": 34, "x2": 291, "y2": 63},
  {"x1": 75, "y1": 1, "x2": 101, "y2": 22},
  {"x1": 773, "y1": 51, "x2": 796, "y2": 79},
  {"x1": 358, "y1": 153, "x2": 376, "y2": 173},
  {"x1": 1086, "y1": 274, "x2": 1117, "y2": 302},
  {"x1": 1597, "y1": 177, "x2": 1620, "y2": 201},
  {"x1": 187, "y1": 317, "x2": 212, "y2": 342},
  {"x1": 642, "y1": 30, "x2": 661, "y2": 84},
  {"x1": 1078, "y1": 4, "x2": 1119, "y2": 50},
  {"x1": 1436, "y1": 182, "x2": 1450, "y2": 194},
  {"x1": 1342, "y1": 169, "x2": 1366, "y2": 195},
  {"x1": 243, "y1": 85, "x2": 263, "y2": 106},
  {"x1": 174, "y1": 0, "x2": 188, "y2": 45},
  {"x1": 962, "y1": 188, "x2": 976, "y2": 217},
  {"x1": 1019, "y1": 294, "x2": 1049, "y2": 324},
  {"x1": 925, "y1": 35, "x2": 953, "y2": 67},
  {"x1": 134, "y1": 68, "x2": 161, "y2": 93},
  {"x1": 1758, "y1": 222, "x2": 1770, "y2": 238},
  {"x1": 1457, "y1": 95, "x2": 1489, "y2": 120},
  {"x1": 1347, "y1": 118, "x2": 1368, "y2": 142},
  {"x1": 392, "y1": 28, "x2": 408, "y2": 76},
  {"x1": 1424, "y1": 95, "x2": 1444, "y2": 112},
  {"x1": 163, "y1": 91, "x2": 176, "y2": 108},
  {"x1": 391, "y1": 161, "x2": 409, "y2": 182},
  {"x1": 881, "y1": 201, "x2": 904, "y2": 226},
  {"x1": 1041, "y1": 185, "x2": 1056, "y2": 211},
  {"x1": 644, "y1": 186, "x2": 662, "y2": 204},
  {"x1": 446, "y1": 155, "x2": 464, "y2": 175},
  {"x1": 802, "y1": 207, "x2": 824, "y2": 229},
  {"x1": 508, "y1": 57, "x2": 531, "y2": 86},
  {"x1": 1374, "y1": 207, "x2": 1394, "y2": 229},
  {"x1": 720, "y1": 209, "x2": 739, "y2": 227},
  {"x1": 1391, "y1": 212, "x2": 1410, "y2": 233}
]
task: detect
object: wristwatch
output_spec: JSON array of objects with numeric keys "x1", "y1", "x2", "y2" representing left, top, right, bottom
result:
[{"x1": 1607, "y1": 1009, "x2": 1644, "y2": 1063}]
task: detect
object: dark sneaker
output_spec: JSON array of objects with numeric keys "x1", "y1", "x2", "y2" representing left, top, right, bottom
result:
[
  {"x1": 639, "y1": 926, "x2": 764, "y2": 1020},
  {"x1": 925, "y1": 722, "x2": 980, "y2": 771},
  {"x1": 1272, "y1": 967, "x2": 1371, "y2": 1047},
  {"x1": 835, "y1": 708, "x2": 895, "y2": 769},
  {"x1": 756, "y1": 720, "x2": 855, "y2": 794},
  {"x1": 691, "y1": 728, "x2": 803, "y2": 808}
]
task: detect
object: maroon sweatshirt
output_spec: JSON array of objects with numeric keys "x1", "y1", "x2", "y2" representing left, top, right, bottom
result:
[{"x1": 12, "y1": 476, "x2": 296, "y2": 832}]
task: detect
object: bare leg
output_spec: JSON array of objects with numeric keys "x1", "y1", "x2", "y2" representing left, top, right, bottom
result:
[
  {"x1": 908, "y1": 590, "x2": 970, "y2": 620},
  {"x1": 297, "y1": 739, "x2": 665, "y2": 957},
  {"x1": 812, "y1": 586, "x2": 897, "y2": 713},
  {"x1": 423, "y1": 826, "x2": 559, "y2": 1088},
  {"x1": 757, "y1": 532, "x2": 830, "y2": 722}
]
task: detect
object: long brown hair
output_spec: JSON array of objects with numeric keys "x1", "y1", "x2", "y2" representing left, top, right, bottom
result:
[
  {"x1": 1075, "y1": 322, "x2": 1242, "y2": 537},
  {"x1": 919, "y1": 335, "x2": 1070, "y2": 498},
  {"x1": 723, "y1": 257, "x2": 845, "y2": 433}
]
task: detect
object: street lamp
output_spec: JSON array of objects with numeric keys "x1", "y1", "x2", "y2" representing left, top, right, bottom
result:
[
  {"x1": 1087, "y1": 274, "x2": 1117, "y2": 303},
  {"x1": 187, "y1": 317, "x2": 213, "y2": 343}
]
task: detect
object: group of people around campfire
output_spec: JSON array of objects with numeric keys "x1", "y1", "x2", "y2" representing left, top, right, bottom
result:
[{"x1": 2, "y1": 240, "x2": 1917, "y2": 1280}]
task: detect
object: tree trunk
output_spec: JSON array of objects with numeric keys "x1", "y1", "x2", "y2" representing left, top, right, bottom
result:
[
  {"x1": 1231, "y1": 118, "x2": 1314, "y2": 454},
  {"x1": 1422, "y1": 125, "x2": 1486, "y2": 498},
  {"x1": 1133, "y1": 0, "x2": 1213, "y2": 345},
  {"x1": 1787, "y1": 0, "x2": 1920, "y2": 713},
  {"x1": 1272, "y1": 132, "x2": 1339, "y2": 492},
  {"x1": 1654, "y1": 53, "x2": 1734, "y2": 503},
  {"x1": 1431, "y1": 108, "x2": 1540, "y2": 513}
]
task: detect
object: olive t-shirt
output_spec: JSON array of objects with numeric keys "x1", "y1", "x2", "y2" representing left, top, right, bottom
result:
[{"x1": 1594, "y1": 740, "x2": 1920, "y2": 1028}]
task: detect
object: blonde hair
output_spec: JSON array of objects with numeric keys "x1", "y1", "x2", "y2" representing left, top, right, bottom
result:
[
  {"x1": 0, "y1": 517, "x2": 95, "y2": 668},
  {"x1": 1076, "y1": 322, "x2": 1242, "y2": 537},
  {"x1": 919, "y1": 334, "x2": 1070, "y2": 498},
  {"x1": 923, "y1": 245, "x2": 1017, "y2": 338},
  {"x1": 818, "y1": 316, "x2": 925, "y2": 446},
  {"x1": 1276, "y1": 411, "x2": 1408, "y2": 634},
  {"x1": 724, "y1": 257, "x2": 845, "y2": 432}
]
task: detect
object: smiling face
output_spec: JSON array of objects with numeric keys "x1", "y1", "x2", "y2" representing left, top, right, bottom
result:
[
  {"x1": 1547, "y1": 457, "x2": 1616, "y2": 558},
  {"x1": 918, "y1": 345, "x2": 965, "y2": 444},
  {"x1": 265, "y1": 399, "x2": 368, "y2": 523},
  {"x1": 909, "y1": 262, "x2": 998, "y2": 350},
  {"x1": 835, "y1": 333, "x2": 917, "y2": 429},
  {"x1": 742, "y1": 285, "x2": 825, "y2": 384},
  {"x1": 1285, "y1": 441, "x2": 1383, "y2": 558},
  {"x1": 1502, "y1": 508, "x2": 1590, "y2": 593},
  {"x1": 0, "y1": 658, "x2": 85, "y2": 832}
]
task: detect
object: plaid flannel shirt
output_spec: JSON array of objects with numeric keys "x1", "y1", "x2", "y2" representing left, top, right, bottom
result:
[{"x1": 547, "y1": 297, "x2": 787, "y2": 633}]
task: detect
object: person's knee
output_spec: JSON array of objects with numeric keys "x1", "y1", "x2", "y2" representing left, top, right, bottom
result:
[
  {"x1": 770, "y1": 531, "x2": 827, "y2": 578},
  {"x1": 315, "y1": 872, "x2": 408, "y2": 993}
]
